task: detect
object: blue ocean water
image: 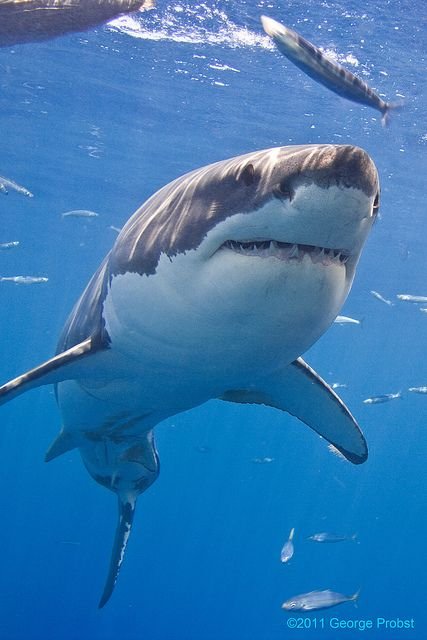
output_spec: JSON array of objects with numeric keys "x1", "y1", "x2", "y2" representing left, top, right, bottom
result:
[{"x1": 0, "y1": 1, "x2": 426, "y2": 638}]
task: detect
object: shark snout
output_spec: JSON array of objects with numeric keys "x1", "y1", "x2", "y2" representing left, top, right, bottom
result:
[{"x1": 272, "y1": 145, "x2": 379, "y2": 202}]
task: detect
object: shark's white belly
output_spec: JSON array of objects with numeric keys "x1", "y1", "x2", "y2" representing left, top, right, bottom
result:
[
  {"x1": 57, "y1": 248, "x2": 349, "y2": 438},
  {"x1": 103, "y1": 250, "x2": 347, "y2": 396},
  {"x1": 56, "y1": 182, "x2": 371, "y2": 438}
]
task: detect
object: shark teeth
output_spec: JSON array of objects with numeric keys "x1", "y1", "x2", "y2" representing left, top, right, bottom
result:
[{"x1": 222, "y1": 240, "x2": 350, "y2": 265}]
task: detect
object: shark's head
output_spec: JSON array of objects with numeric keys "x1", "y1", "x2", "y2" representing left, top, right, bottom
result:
[{"x1": 104, "y1": 145, "x2": 379, "y2": 381}]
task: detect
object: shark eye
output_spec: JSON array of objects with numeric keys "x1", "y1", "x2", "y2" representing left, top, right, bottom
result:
[
  {"x1": 239, "y1": 163, "x2": 256, "y2": 186},
  {"x1": 373, "y1": 192, "x2": 380, "y2": 216}
]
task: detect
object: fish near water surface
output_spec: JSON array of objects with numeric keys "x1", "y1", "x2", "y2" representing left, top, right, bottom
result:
[
  {"x1": 0, "y1": 0, "x2": 155, "y2": 47},
  {"x1": 261, "y1": 15, "x2": 401, "y2": 126},
  {"x1": 0, "y1": 144, "x2": 379, "y2": 606}
]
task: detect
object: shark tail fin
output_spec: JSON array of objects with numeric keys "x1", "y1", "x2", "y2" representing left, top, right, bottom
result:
[
  {"x1": 381, "y1": 101, "x2": 403, "y2": 127},
  {"x1": 289, "y1": 527, "x2": 295, "y2": 541},
  {"x1": 98, "y1": 493, "x2": 137, "y2": 609},
  {"x1": 0, "y1": 337, "x2": 104, "y2": 407},
  {"x1": 351, "y1": 588, "x2": 361, "y2": 607}
]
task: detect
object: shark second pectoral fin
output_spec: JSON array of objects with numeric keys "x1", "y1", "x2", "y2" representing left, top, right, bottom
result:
[
  {"x1": 0, "y1": 336, "x2": 107, "y2": 407},
  {"x1": 98, "y1": 493, "x2": 137, "y2": 609},
  {"x1": 221, "y1": 357, "x2": 367, "y2": 464}
]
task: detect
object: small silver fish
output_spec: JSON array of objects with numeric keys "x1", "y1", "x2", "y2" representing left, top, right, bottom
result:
[
  {"x1": 109, "y1": 225, "x2": 122, "y2": 233},
  {"x1": 331, "y1": 383, "x2": 347, "y2": 390},
  {"x1": 0, "y1": 241, "x2": 19, "y2": 250},
  {"x1": 282, "y1": 588, "x2": 360, "y2": 611},
  {"x1": 334, "y1": 315, "x2": 362, "y2": 326},
  {"x1": 0, "y1": 176, "x2": 33, "y2": 197},
  {"x1": 408, "y1": 387, "x2": 427, "y2": 394},
  {"x1": 397, "y1": 294, "x2": 427, "y2": 304},
  {"x1": 280, "y1": 527, "x2": 295, "y2": 563},
  {"x1": 370, "y1": 290, "x2": 393, "y2": 306},
  {"x1": 261, "y1": 15, "x2": 401, "y2": 126},
  {"x1": 308, "y1": 532, "x2": 357, "y2": 543},
  {"x1": 0, "y1": 276, "x2": 48, "y2": 284},
  {"x1": 420, "y1": 308, "x2": 427, "y2": 314},
  {"x1": 363, "y1": 391, "x2": 401, "y2": 404},
  {"x1": 62, "y1": 210, "x2": 99, "y2": 219},
  {"x1": 251, "y1": 456, "x2": 275, "y2": 464}
]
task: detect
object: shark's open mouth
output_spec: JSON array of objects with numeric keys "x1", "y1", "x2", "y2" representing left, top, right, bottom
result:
[{"x1": 221, "y1": 240, "x2": 350, "y2": 265}]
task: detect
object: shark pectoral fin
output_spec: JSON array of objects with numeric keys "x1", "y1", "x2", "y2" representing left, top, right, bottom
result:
[
  {"x1": 98, "y1": 493, "x2": 137, "y2": 609},
  {"x1": 45, "y1": 429, "x2": 77, "y2": 462},
  {"x1": 221, "y1": 357, "x2": 367, "y2": 464},
  {"x1": 0, "y1": 336, "x2": 107, "y2": 407}
]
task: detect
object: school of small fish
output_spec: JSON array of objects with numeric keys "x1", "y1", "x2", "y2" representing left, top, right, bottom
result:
[
  {"x1": 330, "y1": 291, "x2": 427, "y2": 408},
  {"x1": 279, "y1": 278, "x2": 427, "y2": 610},
  {"x1": 279, "y1": 527, "x2": 360, "y2": 610}
]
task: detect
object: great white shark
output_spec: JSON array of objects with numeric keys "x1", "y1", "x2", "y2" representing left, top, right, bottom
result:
[{"x1": 0, "y1": 143, "x2": 379, "y2": 607}]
